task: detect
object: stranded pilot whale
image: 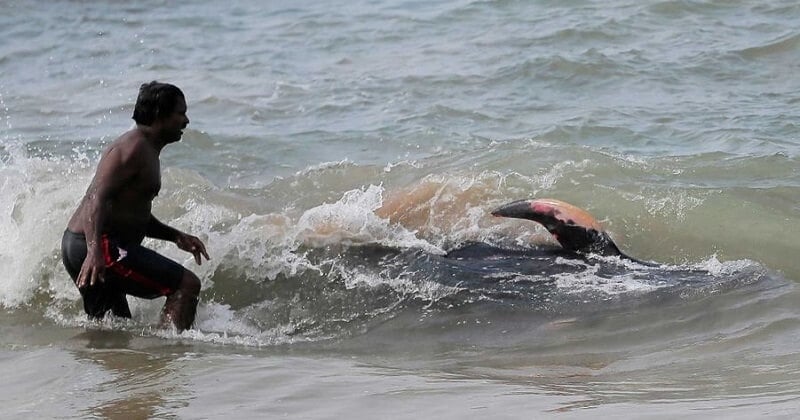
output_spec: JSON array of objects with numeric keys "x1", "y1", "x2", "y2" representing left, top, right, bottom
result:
[
  {"x1": 297, "y1": 196, "x2": 773, "y2": 317},
  {"x1": 412, "y1": 197, "x2": 767, "y2": 304}
]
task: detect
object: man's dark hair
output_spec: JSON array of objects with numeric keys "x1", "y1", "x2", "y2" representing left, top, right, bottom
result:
[{"x1": 132, "y1": 81, "x2": 185, "y2": 125}]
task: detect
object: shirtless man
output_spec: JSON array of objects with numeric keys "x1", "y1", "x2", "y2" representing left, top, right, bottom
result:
[{"x1": 61, "y1": 81, "x2": 209, "y2": 331}]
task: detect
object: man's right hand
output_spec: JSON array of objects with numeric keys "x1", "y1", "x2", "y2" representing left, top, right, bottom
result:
[{"x1": 77, "y1": 251, "x2": 106, "y2": 288}]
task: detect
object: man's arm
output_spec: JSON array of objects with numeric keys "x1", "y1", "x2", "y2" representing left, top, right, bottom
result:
[
  {"x1": 146, "y1": 215, "x2": 181, "y2": 241},
  {"x1": 77, "y1": 145, "x2": 140, "y2": 288},
  {"x1": 147, "y1": 215, "x2": 210, "y2": 265}
]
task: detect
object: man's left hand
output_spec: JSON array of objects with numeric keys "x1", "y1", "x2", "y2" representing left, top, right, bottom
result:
[{"x1": 176, "y1": 233, "x2": 210, "y2": 265}]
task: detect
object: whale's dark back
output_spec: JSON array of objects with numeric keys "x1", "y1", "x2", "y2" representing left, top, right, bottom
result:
[{"x1": 324, "y1": 241, "x2": 776, "y2": 314}]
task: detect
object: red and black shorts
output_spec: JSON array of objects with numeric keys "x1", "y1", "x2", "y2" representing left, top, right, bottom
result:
[{"x1": 61, "y1": 230, "x2": 184, "y2": 318}]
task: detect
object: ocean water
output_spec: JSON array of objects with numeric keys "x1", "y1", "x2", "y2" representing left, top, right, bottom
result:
[{"x1": 2, "y1": 0, "x2": 800, "y2": 418}]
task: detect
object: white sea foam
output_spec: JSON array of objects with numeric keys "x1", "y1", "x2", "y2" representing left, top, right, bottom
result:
[
  {"x1": 0, "y1": 150, "x2": 91, "y2": 307},
  {"x1": 551, "y1": 264, "x2": 662, "y2": 297}
]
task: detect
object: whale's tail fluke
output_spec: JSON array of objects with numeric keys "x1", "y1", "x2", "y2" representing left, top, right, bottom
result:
[{"x1": 492, "y1": 198, "x2": 627, "y2": 257}]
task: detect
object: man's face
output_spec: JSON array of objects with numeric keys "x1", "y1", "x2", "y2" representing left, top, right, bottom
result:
[{"x1": 162, "y1": 97, "x2": 189, "y2": 143}]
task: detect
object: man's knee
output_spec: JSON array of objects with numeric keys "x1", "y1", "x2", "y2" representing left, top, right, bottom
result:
[{"x1": 180, "y1": 270, "x2": 201, "y2": 297}]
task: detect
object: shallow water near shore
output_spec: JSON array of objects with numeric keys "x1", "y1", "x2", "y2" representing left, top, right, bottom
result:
[{"x1": 2, "y1": 0, "x2": 800, "y2": 418}]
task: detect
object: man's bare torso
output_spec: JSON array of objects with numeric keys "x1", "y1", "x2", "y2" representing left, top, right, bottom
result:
[{"x1": 67, "y1": 128, "x2": 161, "y2": 244}]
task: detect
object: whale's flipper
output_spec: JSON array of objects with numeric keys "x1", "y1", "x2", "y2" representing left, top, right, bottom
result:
[{"x1": 492, "y1": 198, "x2": 626, "y2": 257}]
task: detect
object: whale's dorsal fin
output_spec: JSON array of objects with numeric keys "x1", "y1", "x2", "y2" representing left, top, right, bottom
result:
[{"x1": 491, "y1": 198, "x2": 624, "y2": 257}]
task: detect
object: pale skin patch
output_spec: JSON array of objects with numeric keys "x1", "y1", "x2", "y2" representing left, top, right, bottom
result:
[
  {"x1": 529, "y1": 198, "x2": 605, "y2": 232},
  {"x1": 375, "y1": 181, "x2": 441, "y2": 225},
  {"x1": 375, "y1": 179, "x2": 494, "y2": 233}
]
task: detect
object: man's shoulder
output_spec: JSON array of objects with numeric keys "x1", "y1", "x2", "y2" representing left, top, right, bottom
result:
[
  {"x1": 117, "y1": 127, "x2": 148, "y2": 146},
  {"x1": 102, "y1": 129, "x2": 150, "y2": 163}
]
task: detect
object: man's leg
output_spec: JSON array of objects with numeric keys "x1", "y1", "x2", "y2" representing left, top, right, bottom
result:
[
  {"x1": 62, "y1": 230, "x2": 129, "y2": 320},
  {"x1": 110, "y1": 293, "x2": 132, "y2": 318},
  {"x1": 160, "y1": 270, "x2": 201, "y2": 331},
  {"x1": 106, "y1": 241, "x2": 199, "y2": 331}
]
